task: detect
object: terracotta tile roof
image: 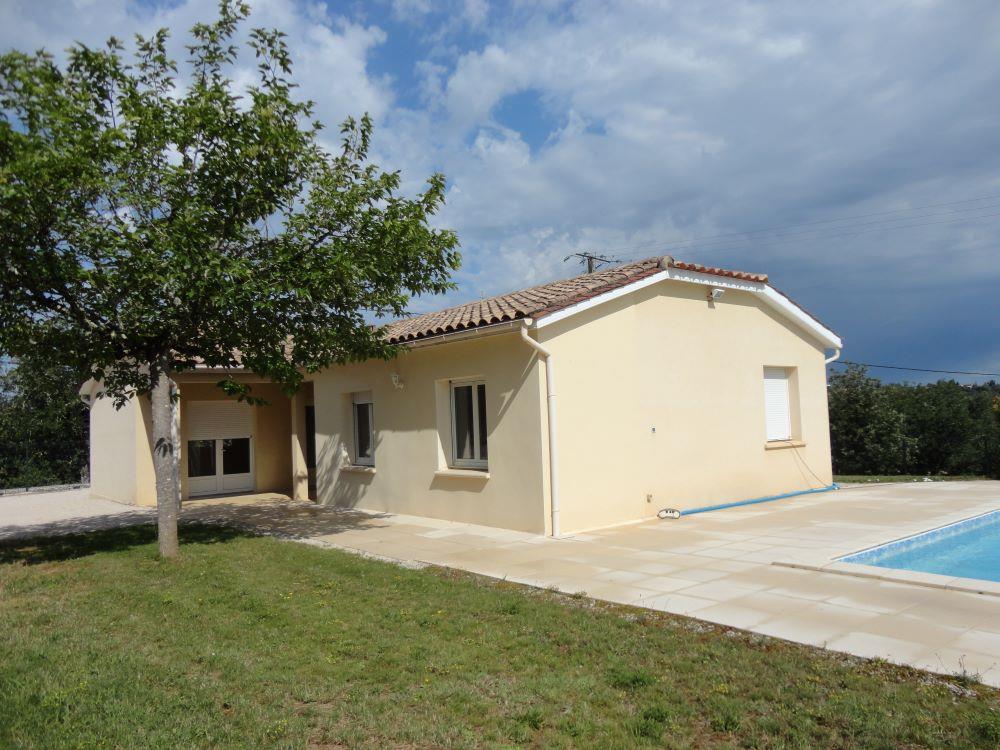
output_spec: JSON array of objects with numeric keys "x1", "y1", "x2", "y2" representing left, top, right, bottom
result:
[
  {"x1": 385, "y1": 256, "x2": 769, "y2": 344},
  {"x1": 668, "y1": 260, "x2": 768, "y2": 283}
]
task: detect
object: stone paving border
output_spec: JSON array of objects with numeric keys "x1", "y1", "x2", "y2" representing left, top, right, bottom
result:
[
  {"x1": 0, "y1": 482, "x2": 89, "y2": 497},
  {"x1": 774, "y1": 561, "x2": 1000, "y2": 598}
]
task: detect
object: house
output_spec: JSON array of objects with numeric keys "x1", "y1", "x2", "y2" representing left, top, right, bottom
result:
[{"x1": 83, "y1": 256, "x2": 842, "y2": 536}]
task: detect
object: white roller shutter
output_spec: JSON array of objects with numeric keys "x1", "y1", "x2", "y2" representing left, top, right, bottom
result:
[
  {"x1": 187, "y1": 401, "x2": 253, "y2": 440},
  {"x1": 763, "y1": 367, "x2": 791, "y2": 441}
]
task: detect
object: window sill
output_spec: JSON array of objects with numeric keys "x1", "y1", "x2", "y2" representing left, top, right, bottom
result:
[
  {"x1": 434, "y1": 468, "x2": 490, "y2": 480},
  {"x1": 765, "y1": 440, "x2": 806, "y2": 451},
  {"x1": 341, "y1": 464, "x2": 376, "y2": 474}
]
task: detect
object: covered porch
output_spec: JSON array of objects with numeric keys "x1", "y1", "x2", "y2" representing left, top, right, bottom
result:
[
  {"x1": 173, "y1": 372, "x2": 316, "y2": 503},
  {"x1": 86, "y1": 372, "x2": 317, "y2": 507}
]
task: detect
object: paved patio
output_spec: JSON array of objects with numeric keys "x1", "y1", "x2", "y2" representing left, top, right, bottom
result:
[{"x1": 2, "y1": 481, "x2": 999, "y2": 686}]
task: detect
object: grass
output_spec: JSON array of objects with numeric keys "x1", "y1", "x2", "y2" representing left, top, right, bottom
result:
[
  {"x1": 835, "y1": 474, "x2": 990, "y2": 484},
  {"x1": 1, "y1": 525, "x2": 999, "y2": 749}
]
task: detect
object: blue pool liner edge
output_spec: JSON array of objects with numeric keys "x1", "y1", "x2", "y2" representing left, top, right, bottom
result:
[
  {"x1": 678, "y1": 483, "x2": 839, "y2": 517},
  {"x1": 839, "y1": 508, "x2": 1000, "y2": 565}
]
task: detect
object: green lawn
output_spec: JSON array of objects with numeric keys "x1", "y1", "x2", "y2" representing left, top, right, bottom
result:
[
  {"x1": 1, "y1": 525, "x2": 998, "y2": 749},
  {"x1": 835, "y1": 474, "x2": 990, "y2": 484}
]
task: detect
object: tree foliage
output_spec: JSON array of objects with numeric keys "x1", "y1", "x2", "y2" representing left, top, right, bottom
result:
[
  {"x1": 828, "y1": 365, "x2": 1000, "y2": 478},
  {"x1": 0, "y1": 356, "x2": 88, "y2": 489},
  {"x1": 827, "y1": 365, "x2": 915, "y2": 475},
  {"x1": 0, "y1": 0, "x2": 460, "y2": 403},
  {"x1": 0, "y1": 1, "x2": 459, "y2": 554}
]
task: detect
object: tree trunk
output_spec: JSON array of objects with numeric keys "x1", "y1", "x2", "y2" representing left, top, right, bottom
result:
[{"x1": 150, "y1": 363, "x2": 181, "y2": 558}]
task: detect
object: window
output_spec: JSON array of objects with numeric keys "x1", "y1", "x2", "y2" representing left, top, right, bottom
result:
[
  {"x1": 451, "y1": 380, "x2": 487, "y2": 469},
  {"x1": 763, "y1": 367, "x2": 792, "y2": 441},
  {"x1": 352, "y1": 392, "x2": 375, "y2": 466}
]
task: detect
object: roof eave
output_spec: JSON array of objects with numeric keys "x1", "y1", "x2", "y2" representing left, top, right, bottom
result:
[
  {"x1": 533, "y1": 266, "x2": 842, "y2": 350},
  {"x1": 396, "y1": 319, "x2": 529, "y2": 349}
]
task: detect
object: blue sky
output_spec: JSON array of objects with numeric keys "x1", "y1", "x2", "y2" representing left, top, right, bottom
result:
[{"x1": 3, "y1": 0, "x2": 999, "y2": 382}]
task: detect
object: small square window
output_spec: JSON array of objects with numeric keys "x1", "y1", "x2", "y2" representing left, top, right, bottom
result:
[
  {"x1": 451, "y1": 380, "x2": 487, "y2": 469},
  {"x1": 352, "y1": 392, "x2": 374, "y2": 466}
]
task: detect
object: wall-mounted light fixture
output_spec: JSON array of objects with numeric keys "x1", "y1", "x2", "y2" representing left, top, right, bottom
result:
[{"x1": 708, "y1": 287, "x2": 725, "y2": 300}]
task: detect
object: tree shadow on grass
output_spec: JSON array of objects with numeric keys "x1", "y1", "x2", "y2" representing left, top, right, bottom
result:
[
  {"x1": 181, "y1": 498, "x2": 393, "y2": 539},
  {"x1": 0, "y1": 523, "x2": 251, "y2": 565}
]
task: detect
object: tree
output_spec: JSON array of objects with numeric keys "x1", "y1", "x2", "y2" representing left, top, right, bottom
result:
[
  {"x1": 886, "y1": 381, "x2": 977, "y2": 476},
  {"x1": 886, "y1": 380, "x2": 1000, "y2": 477},
  {"x1": 0, "y1": 2, "x2": 460, "y2": 557},
  {"x1": 0, "y1": 355, "x2": 89, "y2": 489},
  {"x1": 827, "y1": 365, "x2": 913, "y2": 475},
  {"x1": 967, "y1": 385, "x2": 1000, "y2": 478}
]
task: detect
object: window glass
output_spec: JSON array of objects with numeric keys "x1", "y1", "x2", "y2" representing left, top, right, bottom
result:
[
  {"x1": 453, "y1": 384, "x2": 474, "y2": 460},
  {"x1": 477, "y1": 383, "x2": 488, "y2": 460},
  {"x1": 188, "y1": 439, "x2": 216, "y2": 477},
  {"x1": 222, "y1": 438, "x2": 251, "y2": 475},
  {"x1": 355, "y1": 402, "x2": 374, "y2": 463},
  {"x1": 305, "y1": 406, "x2": 316, "y2": 469},
  {"x1": 451, "y1": 381, "x2": 487, "y2": 468}
]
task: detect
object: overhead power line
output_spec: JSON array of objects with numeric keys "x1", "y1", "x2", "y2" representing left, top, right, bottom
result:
[
  {"x1": 831, "y1": 360, "x2": 1000, "y2": 378},
  {"x1": 603, "y1": 192, "x2": 1000, "y2": 260},
  {"x1": 611, "y1": 208, "x2": 1000, "y2": 261},
  {"x1": 611, "y1": 193, "x2": 1000, "y2": 254}
]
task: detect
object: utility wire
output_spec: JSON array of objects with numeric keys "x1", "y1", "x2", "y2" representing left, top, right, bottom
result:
[
  {"x1": 831, "y1": 360, "x2": 1000, "y2": 378},
  {"x1": 611, "y1": 208, "x2": 1000, "y2": 260},
  {"x1": 617, "y1": 200, "x2": 1000, "y2": 255},
  {"x1": 606, "y1": 192, "x2": 1000, "y2": 256}
]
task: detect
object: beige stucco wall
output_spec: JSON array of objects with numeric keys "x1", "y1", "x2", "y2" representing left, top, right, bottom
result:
[
  {"x1": 312, "y1": 330, "x2": 549, "y2": 533},
  {"x1": 539, "y1": 278, "x2": 834, "y2": 533},
  {"x1": 89, "y1": 392, "x2": 139, "y2": 504},
  {"x1": 87, "y1": 387, "x2": 157, "y2": 506}
]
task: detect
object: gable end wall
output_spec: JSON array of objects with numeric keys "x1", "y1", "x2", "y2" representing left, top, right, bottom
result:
[{"x1": 539, "y1": 278, "x2": 833, "y2": 533}]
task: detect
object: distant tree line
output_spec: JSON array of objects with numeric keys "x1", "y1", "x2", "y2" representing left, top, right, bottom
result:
[
  {"x1": 828, "y1": 365, "x2": 1000, "y2": 478},
  {"x1": 0, "y1": 356, "x2": 88, "y2": 489}
]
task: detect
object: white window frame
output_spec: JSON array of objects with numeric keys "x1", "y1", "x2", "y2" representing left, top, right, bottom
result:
[
  {"x1": 352, "y1": 393, "x2": 375, "y2": 466},
  {"x1": 763, "y1": 366, "x2": 793, "y2": 442},
  {"x1": 450, "y1": 380, "x2": 487, "y2": 470}
]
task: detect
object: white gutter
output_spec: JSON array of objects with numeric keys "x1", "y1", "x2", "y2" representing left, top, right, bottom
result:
[
  {"x1": 519, "y1": 322, "x2": 560, "y2": 538},
  {"x1": 825, "y1": 348, "x2": 842, "y2": 364},
  {"x1": 401, "y1": 319, "x2": 524, "y2": 349}
]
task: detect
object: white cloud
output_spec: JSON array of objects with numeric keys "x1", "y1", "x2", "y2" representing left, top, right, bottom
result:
[
  {"x1": 0, "y1": 0, "x2": 392, "y2": 139},
  {"x1": 3, "y1": 0, "x2": 999, "y2": 373}
]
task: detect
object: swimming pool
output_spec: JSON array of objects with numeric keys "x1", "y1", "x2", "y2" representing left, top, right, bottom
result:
[{"x1": 840, "y1": 510, "x2": 1000, "y2": 583}]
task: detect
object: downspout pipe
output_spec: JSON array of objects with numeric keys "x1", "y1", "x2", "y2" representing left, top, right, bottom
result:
[
  {"x1": 824, "y1": 348, "x2": 841, "y2": 365},
  {"x1": 520, "y1": 322, "x2": 560, "y2": 538}
]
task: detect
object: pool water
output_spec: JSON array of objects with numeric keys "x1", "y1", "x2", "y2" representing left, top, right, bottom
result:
[{"x1": 841, "y1": 510, "x2": 1000, "y2": 583}]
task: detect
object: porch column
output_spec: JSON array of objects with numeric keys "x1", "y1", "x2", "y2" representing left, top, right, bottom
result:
[{"x1": 290, "y1": 391, "x2": 309, "y2": 501}]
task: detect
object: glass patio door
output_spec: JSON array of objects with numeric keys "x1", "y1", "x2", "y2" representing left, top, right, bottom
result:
[
  {"x1": 186, "y1": 401, "x2": 254, "y2": 497},
  {"x1": 186, "y1": 438, "x2": 253, "y2": 496}
]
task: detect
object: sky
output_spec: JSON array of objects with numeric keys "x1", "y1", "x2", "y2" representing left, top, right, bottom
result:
[{"x1": 2, "y1": 0, "x2": 999, "y2": 383}]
